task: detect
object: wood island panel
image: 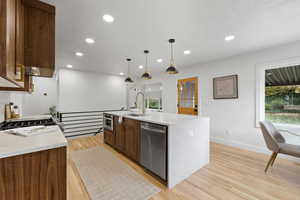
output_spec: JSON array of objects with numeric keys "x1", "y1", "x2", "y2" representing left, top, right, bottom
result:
[{"x1": 0, "y1": 147, "x2": 67, "y2": 200}]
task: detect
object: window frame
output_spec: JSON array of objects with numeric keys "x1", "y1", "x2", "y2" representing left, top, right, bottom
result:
[
  {"x1": 143, "y1": 82, "x2": 163, "y2": 111},
  {"x1": 255, "y1": 56, "x2": 300, "y2": 130},
  {"x1": 145, "y1": 97, "x2": 162, "y2": 110}
]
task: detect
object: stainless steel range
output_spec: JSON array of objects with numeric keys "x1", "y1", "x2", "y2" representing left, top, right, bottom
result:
[{"x1": 0, "y1": 118, "x2": 57, "y2": 131}]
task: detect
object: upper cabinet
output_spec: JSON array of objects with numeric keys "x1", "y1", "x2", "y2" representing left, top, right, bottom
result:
[
  {"x1": 0, "y1": 0, "x2": 24, "y2": 88},
  {"x1": 0, "y1": 0, "x2": 55, "y2": 90},
  {"x1": 23, "y1": 0, "x2": 55, "y2": 77}
]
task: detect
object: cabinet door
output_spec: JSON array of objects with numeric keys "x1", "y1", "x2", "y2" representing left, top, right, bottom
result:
[
  {"x1": 104, "y1": 129, "x2": 115, "y2": 147},
  {"x1": 0, "y1": 0, "x2": 26, "y2": 89},
  {"x1": 0, "y1": 0, "x2": 16, "y2": 81},
  {"x1": 124, "y1": 118, "x2": 140, "y2": 162},
  {"x1": 114, "y1": 117, "x2": 125, "y2": 152},
  {"x1": 15, "y1": 0, "x2": 24, "y2": 78},
  {"x1": 14, "y1": 0, "x2": 25, "y2": 85},
  {"x1": 23, "y1": 0, "x2": 55, "y2": 77},
  {"x1": 0, "y1": 147, "x2": 67, "y2": 200}
]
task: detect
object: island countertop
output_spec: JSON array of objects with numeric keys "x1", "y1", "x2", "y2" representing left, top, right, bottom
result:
[
  {"x1": 104, "y1": 111, "x2": 206, "y2": 125},
  {"x1": 0, "y1": 125, "x2": 67, "y2": 159},
  {"x1": 105, "y1": 110, "x2": 210, "y2": 188}
]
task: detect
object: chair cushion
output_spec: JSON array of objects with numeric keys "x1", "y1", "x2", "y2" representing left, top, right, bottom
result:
[{"x1": 279, "y1": 143, "x2": 300, "y2": 158}]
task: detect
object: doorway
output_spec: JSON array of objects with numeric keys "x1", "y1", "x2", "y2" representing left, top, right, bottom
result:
[{"x1": 177, "y1": 77, "x2": 198, "y2": 115}]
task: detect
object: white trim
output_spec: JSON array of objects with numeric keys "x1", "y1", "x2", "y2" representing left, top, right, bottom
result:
[
  {"x1": 255, "y1": 65, "x2": 265, "y2": 127},
  {"x1": 255, "y1": 56, "x2": 300, "y2": 127},
  {"x1": 210, "y1": 137, "x2": 300, "y2": 163}
]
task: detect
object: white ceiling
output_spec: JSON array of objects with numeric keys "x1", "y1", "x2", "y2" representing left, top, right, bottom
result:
[{"x1": 43, "y1": 0, "x2": 300, "y2": 77}]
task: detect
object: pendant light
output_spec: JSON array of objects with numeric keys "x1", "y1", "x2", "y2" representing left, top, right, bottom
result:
[
  {"x1": 166, "y1": 39, "x2": 179, "y2": 74},
  {"x1": 124, "y1": 58, "x2": 134, "y2": 83},
  {"x1": 141, "y1": 50, "x2": 152, "y2": 80}
]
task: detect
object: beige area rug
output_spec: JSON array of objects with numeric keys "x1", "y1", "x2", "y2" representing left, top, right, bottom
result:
[{"x1": 71, "y1": 147, "x2": 161, "y2": 200}]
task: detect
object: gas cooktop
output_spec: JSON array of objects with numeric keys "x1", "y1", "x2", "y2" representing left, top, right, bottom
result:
[{"x1": 0, "y1": 118, "x2": 57, "y2": 131}]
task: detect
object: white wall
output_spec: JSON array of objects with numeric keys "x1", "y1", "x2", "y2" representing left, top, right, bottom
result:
[
  {"x1": 1, "y1": 70, "x2": 126, "y2": 120},
  {"x1": 22, "y1": 77, "x2": 58, "y2": 116},
  {"x1": 0, "y1": 92, "x2": 11, "y2": 122},
  {"x1": 137, "y1": 41, "x2": 300, "y2": 159},
  {"x1": 0, "y1": 76, "x2": 58, "y2": 120},
  {"x1": 58, "y1": 69, "x2": 126, "y2": 112}
]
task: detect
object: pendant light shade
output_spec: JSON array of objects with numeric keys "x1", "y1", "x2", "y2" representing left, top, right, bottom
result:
[
  {"x1": 166, "y1": 39, "x2": 179, "y2": 74},
  {"x1": 141, "y1": 72, "x2": 152, "y2": 80},
  {"x1": 125, "y1": 58, "x2": 134, "y2": 83},
  {"x1": 124, "y1": 77, "x2": 134, "y2": 83},
  {"x1": 141, "y1": 50, "x2": 152, "y2": 80}
]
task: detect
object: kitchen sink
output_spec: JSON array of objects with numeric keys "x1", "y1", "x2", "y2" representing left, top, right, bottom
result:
[{"x1": 127, "y1": 113, "x2": 146, "y2": 117}]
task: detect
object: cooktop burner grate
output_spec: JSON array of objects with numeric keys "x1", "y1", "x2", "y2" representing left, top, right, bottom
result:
[{"x1": 0, "y1": 118, "x2": 57, "y2": 131}]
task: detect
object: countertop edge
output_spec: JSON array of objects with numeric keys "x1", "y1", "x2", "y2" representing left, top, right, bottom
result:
[
  {"x1": 104, "y1": 111, "x2": 208, "y2": 126},
  {"x1": 0, "y1": 142, "x2": 68, "y2": 159},
  {"x1": 105, "y1": 112, "x2": 171, "y2": 125}
]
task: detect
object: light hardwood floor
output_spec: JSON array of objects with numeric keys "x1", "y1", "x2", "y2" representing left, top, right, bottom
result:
[{"x1": 67, "y1": 135, "x2": 300, "y2": 200}]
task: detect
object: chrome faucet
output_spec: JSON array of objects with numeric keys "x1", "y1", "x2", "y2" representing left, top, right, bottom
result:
[{"x1": 135, "y1": 92, "x2": 145, "y2": 115}]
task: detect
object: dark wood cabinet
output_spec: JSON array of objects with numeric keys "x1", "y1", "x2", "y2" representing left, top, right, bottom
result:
[
  {"x1": 124, "y1": 118, "x2": 140, "y2": 162},
  {"x1": 16, "y1": 0, "x2": 24, "y2": 77},
  {"x1": 23, "y1": 0, "x2": 55, "y2": 77},
  {"x1": 114, "y1": 116, "x2": 126, "y2": 152},
  {"x1": 0, "y1": 147, "x2": 67, "y2": 200},
  {"x1": 0, "y1": 0, "x2": 55, "y2": 90},
  {"x1": 104, "y1": 129, "x2": 115, "y2": 147},
  {"x1": 0, "y1": 0, "x2": 24, "y2": 87},
  {"x1": 110, "y1": 116, "x2": 140, "y2": 163}
]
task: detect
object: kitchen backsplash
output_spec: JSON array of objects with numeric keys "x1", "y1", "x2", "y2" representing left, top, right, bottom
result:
[{"x1": 0, "y1": 92, "x2": 10, "y2": 122}]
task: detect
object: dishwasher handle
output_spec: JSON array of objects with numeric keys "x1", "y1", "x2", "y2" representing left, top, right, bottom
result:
[{"x1": 141, "y1": 124, "x2": 167, "y2": 134}]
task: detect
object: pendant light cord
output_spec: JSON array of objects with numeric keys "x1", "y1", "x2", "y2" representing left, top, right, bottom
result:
[
  {"x1": 145, "y1": 52, "x2": 148, "y2": 72},
  {"x1": 127, "y1": 61, "x2": 130, "y2": 76},
  {"x1": 170, "y1": 42, "x2": 174, "y2": 66}
]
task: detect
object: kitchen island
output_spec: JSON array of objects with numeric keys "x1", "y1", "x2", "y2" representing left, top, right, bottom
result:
[{"x1": 104, "y1": 111, "x2": 210, "y2": 188}]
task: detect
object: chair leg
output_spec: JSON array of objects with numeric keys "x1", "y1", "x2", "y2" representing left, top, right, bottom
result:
[
  {"x1": 270, "y1": 152, "x2": 278, "y2": 167},
  {"x1": 265, "y1": 152, "x2": 276, "y2": 173}
]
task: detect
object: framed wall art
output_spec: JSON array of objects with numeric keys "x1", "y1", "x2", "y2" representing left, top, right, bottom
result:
[{"x1": 213, "y1": 75, "x2": 238, "y2": 99}]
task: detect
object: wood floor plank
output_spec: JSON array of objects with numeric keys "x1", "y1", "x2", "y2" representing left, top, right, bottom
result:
[{"x1": 67, "y1": 135, "x2": 300, "y2": 200}]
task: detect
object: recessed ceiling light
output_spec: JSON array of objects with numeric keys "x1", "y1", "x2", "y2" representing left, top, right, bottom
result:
[
  {"x1": 139, "y1": 65, "x2": 144, "y2": 69},
  {"x1": 103, "y1": 14, "x2": 114, "y2": 23},
  {"x1": 75, "y1": 52, "x2": 84, "y2": 57},
  {"x1": 184, "y1": 50, "x2": 191, "y2": 55},
  {"x1": 225, "y1": 35, "x2": 235, "y2": 41},
  {"x1": 85, "y1": 38, "x2": 95, "y2": 44},
  {"x1": 157, "y1": 59, "x2": 163, "y2": 63},
  {"x1": 119, "y1": 72, "x2": 124, "y2": 76},
  {"x1": 66, "y1": 64, "x2": 73, "y2": 68}
]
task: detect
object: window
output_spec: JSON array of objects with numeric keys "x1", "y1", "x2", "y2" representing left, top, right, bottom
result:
[
  {"x1": 265, "y1": 66, "x2": 300, "y2": 125},
  {"x1": 146, "y1": 97, "x2": 162, "y2": 109},
  {"x1": 256, "y1": 58, "x2": 300, "y2": 128},
  {"x1": 144, "y1": 83, "x2": 162, "y2": 110}
]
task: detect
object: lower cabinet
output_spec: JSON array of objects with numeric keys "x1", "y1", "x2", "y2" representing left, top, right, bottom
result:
[
  {"x1": 104, "y1": 116, "x2": 140, "y2": 163},
  {"x1": 104, "y1": 129, "x2": 115, "y2": 146},
  {"x1": 114, "y1": 117, "x2": 125, "y2": 152},
  {"x1": 124, "y1": 118, "x2": 140, "y2": 162},
  {"x1": 0, "y1": 147, "x2": 67, "y2": 200}
]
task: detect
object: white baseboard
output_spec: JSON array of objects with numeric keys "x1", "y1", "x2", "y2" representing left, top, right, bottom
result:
[{"x1": 210, "y1": 137, "x2": 300, "y2": 163}]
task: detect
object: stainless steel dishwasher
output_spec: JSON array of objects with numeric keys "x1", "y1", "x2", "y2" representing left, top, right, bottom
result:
[{"x1": 140, "y1": 122, "x2": 167, "y2": 180}]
